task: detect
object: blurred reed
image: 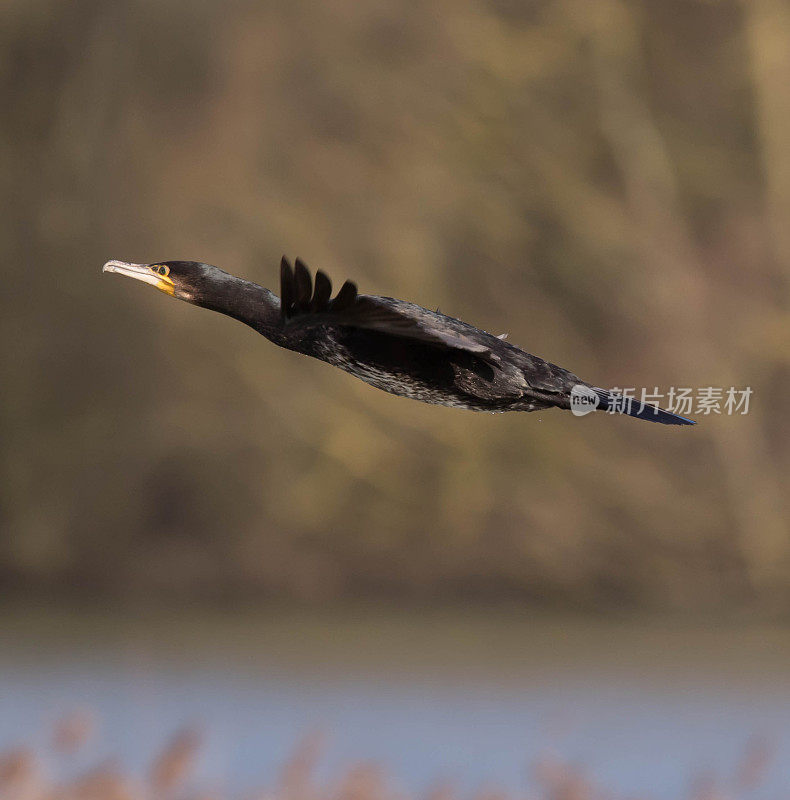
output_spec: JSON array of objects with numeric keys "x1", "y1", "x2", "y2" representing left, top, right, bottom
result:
[{"x1": 0, "y1": 712, "x2": 775, "y2": 800}]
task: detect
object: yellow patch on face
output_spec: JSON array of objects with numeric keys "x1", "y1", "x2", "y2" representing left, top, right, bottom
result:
[{"x1": 149, "y1": 265, "x2": 175, "y2": 295}]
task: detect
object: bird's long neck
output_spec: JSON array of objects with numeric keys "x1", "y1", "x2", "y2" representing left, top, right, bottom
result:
[{"x1": 192, "y1": 276, "x2": 283, "y2": 340}]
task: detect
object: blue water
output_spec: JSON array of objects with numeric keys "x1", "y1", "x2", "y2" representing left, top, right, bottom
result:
[{"x1": 2, "y1": 612, "x2": 789, "y2": 798}]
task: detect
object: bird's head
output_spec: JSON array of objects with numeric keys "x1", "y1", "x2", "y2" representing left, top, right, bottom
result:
[{"x1": 102, "y1": 260, "x2": 234, "y2": 304}]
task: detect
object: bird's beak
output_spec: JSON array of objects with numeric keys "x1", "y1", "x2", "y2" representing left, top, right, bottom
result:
[{"x1": 102, "y1": 260, "x2": 175, "y2": 295}]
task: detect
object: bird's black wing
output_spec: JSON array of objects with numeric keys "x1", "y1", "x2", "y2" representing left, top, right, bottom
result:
[{"x1": 279, "y1": 258, "x2": 491, "y2": 355}]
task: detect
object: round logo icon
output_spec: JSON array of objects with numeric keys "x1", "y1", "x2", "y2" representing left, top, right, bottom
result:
[{"x1": 570, "y1": 384, "x2": 600, "y2": 417}]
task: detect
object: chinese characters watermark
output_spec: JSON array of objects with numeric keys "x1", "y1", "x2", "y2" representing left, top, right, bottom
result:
[{"x1": 569, "y1": 385, "x2": 753, "y2": 417}]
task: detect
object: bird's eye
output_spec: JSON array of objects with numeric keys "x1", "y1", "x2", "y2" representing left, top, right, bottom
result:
[{"x1": 158, "y1": 265, "x2": 170, "y2": 276}]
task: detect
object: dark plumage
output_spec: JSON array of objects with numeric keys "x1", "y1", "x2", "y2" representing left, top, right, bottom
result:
[{"x1": 102, "y1": 257, "x2": 695, "y2": 425}]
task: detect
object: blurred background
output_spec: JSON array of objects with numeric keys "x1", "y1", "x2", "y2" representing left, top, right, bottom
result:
[{"x1": 2, "y1": 0, "x2": 790, "y2": 797}]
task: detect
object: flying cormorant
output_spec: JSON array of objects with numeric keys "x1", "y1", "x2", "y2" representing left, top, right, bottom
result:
[{"x1": 102, "y1": 258, "x2": 695, "y2": 425}]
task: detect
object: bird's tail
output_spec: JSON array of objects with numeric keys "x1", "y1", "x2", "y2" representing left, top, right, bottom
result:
[{"x1": 592, "y1": 388, "x2": 696, "y2": 425}]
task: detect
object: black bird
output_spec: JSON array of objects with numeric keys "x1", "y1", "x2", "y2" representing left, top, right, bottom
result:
[{"x1": 102, "y1": 258, "x2": 695, "y2": 425}]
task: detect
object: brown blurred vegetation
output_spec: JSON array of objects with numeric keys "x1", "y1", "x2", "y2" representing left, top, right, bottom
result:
[
  {"x1": 1, "y1": 0, "x2": 788, "y2": 610},
  {"x1": 0, "y1": 714, "x2": 775, "y2": 800}
]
